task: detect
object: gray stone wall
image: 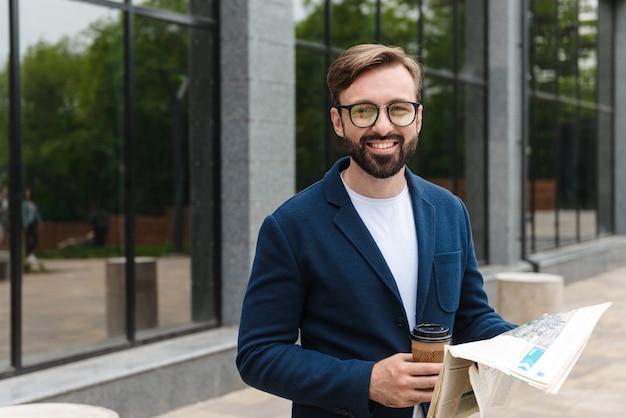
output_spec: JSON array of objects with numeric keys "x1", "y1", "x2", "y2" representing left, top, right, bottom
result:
[
  {"x1": 220, "y1": 0, "x2": 295, "y2": 325},
  {"x1": 487, "y1": 0, "x2": 523, "y2": 264}
]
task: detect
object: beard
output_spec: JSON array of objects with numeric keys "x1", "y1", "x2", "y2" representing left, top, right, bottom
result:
[{"x1": 343, "y1": 131, "x2": 418, "y2": 179}]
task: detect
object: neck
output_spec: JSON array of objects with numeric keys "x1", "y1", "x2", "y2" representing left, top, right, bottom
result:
[{"x1": 342, "y1": 159, "x2": 407, "y2": 199}]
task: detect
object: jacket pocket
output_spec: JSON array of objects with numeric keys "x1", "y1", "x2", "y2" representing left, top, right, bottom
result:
[{"x1": 433, "y1": 251, "x2": 462, "y2": 313}]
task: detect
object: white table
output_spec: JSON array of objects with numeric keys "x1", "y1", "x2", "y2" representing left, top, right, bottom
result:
[{"x1": 0, "y1": 402, "x2": 119, "y2": 417}]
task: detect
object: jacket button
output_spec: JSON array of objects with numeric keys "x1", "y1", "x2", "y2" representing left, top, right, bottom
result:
[
  {"x1": 333, "y1": 407, "x2": 355, "y2": 417},
  {"x1": 395, "y1": 317, "x2": 406, "y2": 328}
]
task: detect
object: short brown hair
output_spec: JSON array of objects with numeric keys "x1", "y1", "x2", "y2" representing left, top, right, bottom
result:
[{"x1": 326, "y1": 44, "x2": 423, "y2": 105}]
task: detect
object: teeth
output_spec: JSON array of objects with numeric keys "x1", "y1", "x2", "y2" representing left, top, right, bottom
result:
[{"x1": 371, "y1": 142, "x2": 394, "y2": 149}]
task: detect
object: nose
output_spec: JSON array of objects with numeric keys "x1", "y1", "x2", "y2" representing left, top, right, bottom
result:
[{"x1": 371, "y1": 106, "x2": 394, "y2": 133}]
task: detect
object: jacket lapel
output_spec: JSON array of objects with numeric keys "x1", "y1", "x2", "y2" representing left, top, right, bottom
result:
[
  {"x1": 406, "y1": 171, "x2": 436, "y2": 323},
  {"x1": 324, "y1": 158, "x2": 403, "y2": 301}
]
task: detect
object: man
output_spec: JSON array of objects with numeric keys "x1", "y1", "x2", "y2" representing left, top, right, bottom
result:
[
  {"x1": 237, "y1": 44, "x2": 515, "y2": 418},
  {"x1": 89, "y1": 202, "x2": 109, "y2": 247},
  {"x1": 22, "y1": 187, "x2": 43, "y2": 264}
]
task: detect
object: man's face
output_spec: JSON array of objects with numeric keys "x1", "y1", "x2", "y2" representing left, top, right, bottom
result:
[{"x1": 330, "y1": 64, "x2": 422, "y2": 179}]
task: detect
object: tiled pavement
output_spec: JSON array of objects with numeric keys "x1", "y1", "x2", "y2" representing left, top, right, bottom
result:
[
  {"x1": 0, "y1": 256, "x2": 192, "y2": 360},
  {"x1": 154, "y1": 266, "x2": 626, "y2": 418}
]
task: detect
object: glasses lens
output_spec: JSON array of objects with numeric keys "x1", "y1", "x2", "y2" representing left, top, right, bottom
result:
[
  {"x1": 388, "y1": 102, "x2": 416, "y2": 127},
  {"x1": 349, "y1": 104, "x2": 378, "y2": 127}
]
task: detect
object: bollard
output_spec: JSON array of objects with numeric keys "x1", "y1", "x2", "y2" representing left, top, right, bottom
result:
[
  {"x1": 106, "y1": 257, "x2": 158, "y2": 336},
  {"x1": 495, "y1": 272, "x2": 564, "y2": 325}
]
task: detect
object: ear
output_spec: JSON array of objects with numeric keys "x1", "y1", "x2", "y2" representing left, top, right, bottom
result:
[
  {"x1": 416, "y1": 104, "x2": 423, "y2": 134},
  {"x1": 330, "y1": 107, "x2": 345, "y2": 138}
]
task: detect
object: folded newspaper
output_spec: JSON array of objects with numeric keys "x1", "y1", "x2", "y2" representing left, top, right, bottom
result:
[{"x1": 426, "y1": 302, "x2": 611, "y2": 418}]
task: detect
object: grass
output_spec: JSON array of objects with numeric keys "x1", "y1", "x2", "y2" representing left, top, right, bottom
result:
[{"x1": 36, "y1": 242, "x2": 185, "y2": 259}]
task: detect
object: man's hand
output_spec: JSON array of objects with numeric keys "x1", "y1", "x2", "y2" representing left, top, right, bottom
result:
[{"x1": 369, "y1": 353, "x2": 442, "y2": 408}]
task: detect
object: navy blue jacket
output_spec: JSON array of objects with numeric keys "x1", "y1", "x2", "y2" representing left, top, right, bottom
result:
[{"x1": 237, "y1": 157, "x2": 515, "y2": 417}]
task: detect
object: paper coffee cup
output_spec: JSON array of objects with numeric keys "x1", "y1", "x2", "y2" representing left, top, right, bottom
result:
[{"x1": 410, "y1": 323, "x2": 451, "y2": 362}]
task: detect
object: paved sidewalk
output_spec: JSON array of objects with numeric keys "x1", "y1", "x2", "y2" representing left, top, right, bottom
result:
[{"x1": 155, "y1": 266, "x2": 626, "y2": 418}]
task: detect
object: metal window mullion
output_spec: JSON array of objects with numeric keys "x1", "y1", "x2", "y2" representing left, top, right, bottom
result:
[
  {"x1": 553, "y1": 1, "x2": 561, "y2": 248},
  {"x1": 483, "y1": 0, "x2": 490, "y2": 263},
  {"x1": 8, "y1": 0, "x2": 23, "y2": 372},
  {"x1": 452, "y1": 0, "x2": 460, "y2": 195},
  {"x1": 324, "y1": 0, "x2": 333, "y2": 169},
  {"x1": 521, "y1": 0, "x2": 535, "y2": 256},
  {"x1": 416, "y1": 0, "x2": 424, "y2": 173},
  {"x1": 574, "y1": 0, "x2": 582, "y2": 242},
  {"x1": 123, "y1": 3, "x2": 137, "y2": 343},
  {"x1": 375, "y1": 0, "x2": 382, "y2": 43}
]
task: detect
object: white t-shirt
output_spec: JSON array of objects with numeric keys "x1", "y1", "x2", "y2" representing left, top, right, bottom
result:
[{"x1": 342, "y1": 176, "x2": 424, "y2": 418}]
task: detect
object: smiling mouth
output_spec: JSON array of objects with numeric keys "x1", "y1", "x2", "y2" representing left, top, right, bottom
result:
[{"x1": 369, "y1": 141, "x2": 396, "y2": 149}]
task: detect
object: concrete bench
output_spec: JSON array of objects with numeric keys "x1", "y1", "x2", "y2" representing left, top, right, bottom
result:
[
  {"x1": 105, "y1": 257, "x2": 158, "y2": 336},
  {"x1": 495, "y1": 272, "x2": 564, "y2": 325}
]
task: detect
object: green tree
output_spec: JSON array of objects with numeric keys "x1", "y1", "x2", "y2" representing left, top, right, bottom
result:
[
  {"x1": 133, "y1": 13, "x2": 190, "y2": 215},
  {"x1": 12, "y1": 0, "x2": 190, "y2": 222},
  {"x1": 19, "y1": 27, "x2": 123, "y2": 221}
]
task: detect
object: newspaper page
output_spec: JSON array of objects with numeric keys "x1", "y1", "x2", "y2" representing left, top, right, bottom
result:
[
  {"x1": 467, "y1": 363, "x2": 521, "y2": 416},
  {"x1": 426, "y1": 349, "x2": 478, "y2": 418},
  {"x1": 448, "y1": 302, "x2": 610, "y2": 393},
  {"x1": 426, "y1": 349, "x2": 522, "y2": 418},
  {"x1": 427, "y1": 302, "x2": 611, "y2": 418}
]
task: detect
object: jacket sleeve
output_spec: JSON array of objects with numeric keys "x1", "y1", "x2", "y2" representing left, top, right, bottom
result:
[{"x1": 236, "y1": 215, "x2": 375, "y2": 417}]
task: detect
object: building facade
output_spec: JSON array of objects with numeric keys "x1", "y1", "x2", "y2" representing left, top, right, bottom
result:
[{"x1": 0, "y1": 0, "x2": 625, "y2": 417}]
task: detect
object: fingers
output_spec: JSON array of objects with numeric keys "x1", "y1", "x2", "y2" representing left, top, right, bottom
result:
[
  {"x1": 412, "y1": 361, "x2": 443, "y2": 378},
  {"x1": 369, "y1": 353, "x2": 442, "y2": 408}
]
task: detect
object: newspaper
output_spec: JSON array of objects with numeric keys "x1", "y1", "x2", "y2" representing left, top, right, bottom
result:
[{"x1": 426, "y1": 302, "x2": 611, "y2": 418}]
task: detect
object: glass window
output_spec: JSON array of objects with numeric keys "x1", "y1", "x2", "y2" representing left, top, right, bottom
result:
[
  {"x1": 533, "y1": 1, "x2": 558, "y2": 95},
  {"x1": 17, "y1": 0, "x2": 124, "y2": 366},
  {"x1": 133, "y1": 14, "x2": 194, "y2": 337},
  {"x1": 0, "y1": 0, "x2": 9, "y2": 373},
  {"x1": 412, "y1": 78, "x2": 459, "y2": 182},
  {"x1": 578, "y1": 2, "x2": 597, "y2": 103},
  {"x1": 330, "y1": 1, "x2": 377, "y2": 50},
  {"x1": 294, "y1": 0, "x2": 326, "y2": 44},
  {"x1": 525, "y1": 0, "x2": 608, "y2": 254},
  {"x1": 295, "y1": 49, "x2": 332, "y2": 191},
  {"x1": 381, "y1": 0, "x2": 419, "y2": 48},
  {"x1": 133, "y1": 14, "x2": 218, "y2": 337},
  {"x1": 527, "y1": 97, "x2": 558, "y2": 251},
  {"x1": 0, "y1": 0, "x2": 218, "y2": 376},
  {"x1": 420, "y1": 0, "x2": 457, "y2": 72},
  {"x1": 133, "y1": 0, "x2": 215, "y2": 19},
  {"x1": 557, "y1": 0, "x2": 578, "y2": 99},
  {"x1": 134, "y1": 0, "x2": 189, "y2": 14}
]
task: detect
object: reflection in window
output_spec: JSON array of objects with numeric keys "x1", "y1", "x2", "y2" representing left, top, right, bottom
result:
[
  {"x1": 133, "y1": 14, "x2": 219, "y2": 333},
  {"x1": 295, "y1": 49, "x2": 330, "y2": 191},
  {"x1": 16, "y1": 0, "x2": 124, "y2": 366},
  {"x1": 0, "y1": 0, "x2": 218, "y2": 376},
  {"x1": 133, "y1": 15, "x2": 193, "y2": 335},
  {"x1": 0, "y1": 0, "x2": 8, "y2": 373},
  {"x1": 134, "y1": 0, "x2": 189, "y2": 14},
  {"x1": 525, "y1": 0, "x2": 608, "y2": 253}
]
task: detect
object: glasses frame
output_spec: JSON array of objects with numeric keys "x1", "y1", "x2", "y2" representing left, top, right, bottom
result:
[{"x1": 335, "y1": 101, "x2": 421, "y2": 128}]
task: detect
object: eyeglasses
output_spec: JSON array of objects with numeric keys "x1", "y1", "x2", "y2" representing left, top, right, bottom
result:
[{"x1": 335, "y1": 101, "x2": 421, "y2": 128}]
